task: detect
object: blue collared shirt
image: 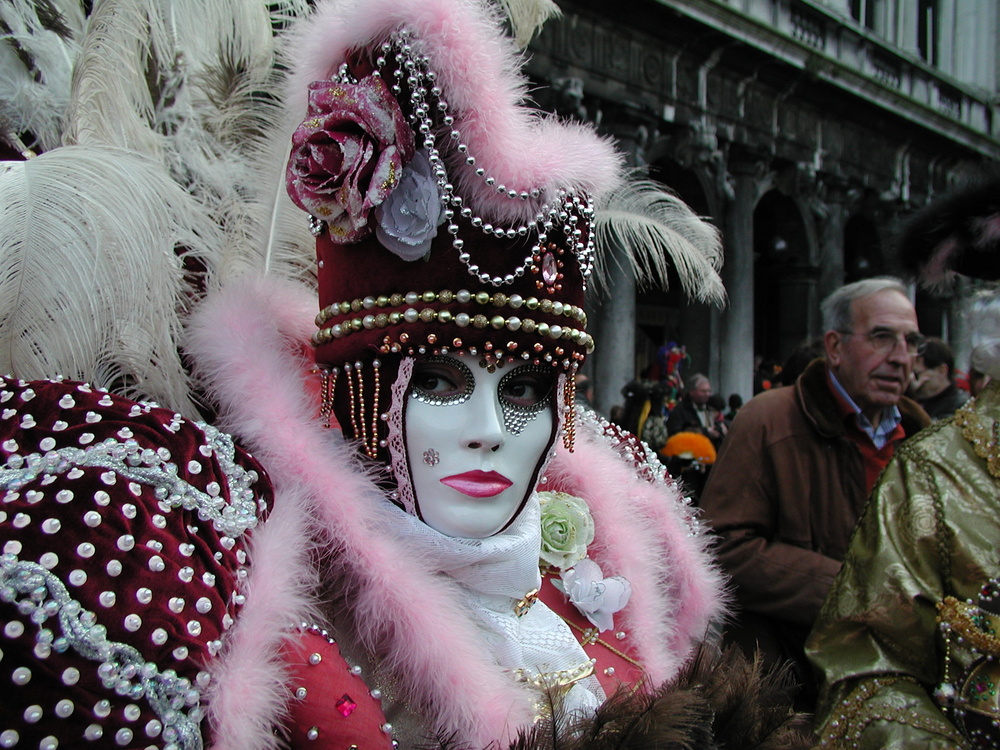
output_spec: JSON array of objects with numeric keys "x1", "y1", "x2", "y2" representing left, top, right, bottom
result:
[{"x1": 828, "y1": 370, "x2": 902, "y2": 450}]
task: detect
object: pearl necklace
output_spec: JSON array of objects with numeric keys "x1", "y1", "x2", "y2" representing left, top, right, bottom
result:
[{"x1": 329, "y1": 29, "x2": 597, "y2": 290}]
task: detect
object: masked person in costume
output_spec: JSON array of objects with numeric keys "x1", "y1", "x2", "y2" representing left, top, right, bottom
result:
[
  {"x1": 1, "y1": 1, "x2": 812, "y2": 748},
  {"x1": 191, "y1": 2, "x2": 735, "y2": 745},
  {"x1": 808, "y1": 176, "x2": 1000, "y2": 749}
]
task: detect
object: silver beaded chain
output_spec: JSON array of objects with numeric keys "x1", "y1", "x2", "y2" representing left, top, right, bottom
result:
[{"x1": 323, "y1": 28, "x2": 597, "y2": 290}]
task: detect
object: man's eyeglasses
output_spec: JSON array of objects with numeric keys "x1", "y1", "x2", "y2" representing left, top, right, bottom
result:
[{"x1": 840, "y1": 330, "x2": 927, "y2": 355}]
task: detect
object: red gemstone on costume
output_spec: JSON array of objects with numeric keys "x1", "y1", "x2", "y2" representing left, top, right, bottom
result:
[
  {"x1": 336, "y1": 694, "x2": 357, "y2": 717},
  {"x1": 542, "y1": 252, "x2": 558, "y2": 286}
]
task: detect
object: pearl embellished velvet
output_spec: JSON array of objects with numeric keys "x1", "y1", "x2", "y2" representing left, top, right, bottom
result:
[{"x1": 0, "y1": 377, "x2": 268, "y2": 749}]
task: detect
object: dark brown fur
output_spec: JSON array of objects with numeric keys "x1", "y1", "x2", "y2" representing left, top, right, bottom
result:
[{"x1": 429, "y1": 645, "x2": 814, "y2": 750}]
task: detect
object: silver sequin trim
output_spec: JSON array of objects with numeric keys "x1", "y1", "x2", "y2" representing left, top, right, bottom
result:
[
  {"x1": 0, "y1": 557, "x2": 205, "y2": 750},
  {"x1": 409, "y1": 356, "x2": 475, "y2": 406},
  {"x1": 0, "y1": 422, "x2": 261, "y2": 539},
  {"x1": 498, "y1": 365, "x2": 553, "y2": 435}
]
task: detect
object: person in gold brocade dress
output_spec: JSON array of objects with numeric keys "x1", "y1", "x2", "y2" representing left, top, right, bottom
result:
[{"x1": 808, "y1": 177, "x2": 1000, "y2": 749}]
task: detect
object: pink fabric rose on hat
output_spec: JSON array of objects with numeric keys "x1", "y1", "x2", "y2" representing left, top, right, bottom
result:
[{"x1": 286, "y1": 75, "x2": 415, "y2": 243}]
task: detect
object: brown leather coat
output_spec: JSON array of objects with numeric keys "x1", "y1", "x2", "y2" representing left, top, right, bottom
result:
[
  {"x1": 699, "y1": 359, "x2": 930, "y2": 707},
  {"x1": 700, "y1": 359, "x2": 930, "y2": 625}
]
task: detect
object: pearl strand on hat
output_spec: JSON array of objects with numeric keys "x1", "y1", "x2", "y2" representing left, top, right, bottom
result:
[{"x1": 330, "y1": 30, "x2": 597, "y2": 290}]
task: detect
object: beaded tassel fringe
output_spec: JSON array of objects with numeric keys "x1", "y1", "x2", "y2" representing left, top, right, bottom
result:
[{"x1": 319, "y1": 363, "x2": 382, "y2": 458}]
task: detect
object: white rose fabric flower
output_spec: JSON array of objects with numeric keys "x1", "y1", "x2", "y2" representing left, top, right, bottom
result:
[
  {"x1": 558, "y1": 558, "x2": 632, "y2": 633},
  {"x1": 537, "y1": 491, "x2": 595, "y2": 571},
  {"x1": 375, "y1": 149, "x2": 445, "y2": 260}
]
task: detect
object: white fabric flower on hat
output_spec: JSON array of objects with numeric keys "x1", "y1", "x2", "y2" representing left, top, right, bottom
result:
[
  {"x1": 375, "y1": 149, "x2": 445, "y2": 260},
  {"x1": 557, "y1": 558, "x2": 631, "y2": 633}
]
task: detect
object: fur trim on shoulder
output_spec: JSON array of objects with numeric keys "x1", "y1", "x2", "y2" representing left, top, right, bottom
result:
[
  {"x1": 205, "y1": 483, "x2": 322, "y2": 750},
  {"x1": 190, "y1": 281, "x2": 324, "y2": 750},
  {"x1": 283, "y1": 0, "x2": 623, "y2": 224},
  {"x1": 547, "y1": 413, "x2": 728, "y2": 684}
]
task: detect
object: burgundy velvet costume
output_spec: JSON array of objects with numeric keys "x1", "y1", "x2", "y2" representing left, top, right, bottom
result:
[{"x1": 0, "y1": 377, "x2": 265, "y2": 748}]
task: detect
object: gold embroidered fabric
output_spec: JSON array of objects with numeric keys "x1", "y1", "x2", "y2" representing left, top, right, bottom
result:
[{"x1": 807, "y1": 383, "x2": 1000, "y2": 749}]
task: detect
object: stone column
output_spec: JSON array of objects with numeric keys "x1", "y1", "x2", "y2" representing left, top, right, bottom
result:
[
  {"x1": 717, "y1": 156, "x2": 763, "y2": 402},
  {"x1": 949, "y1": 276, "x2": 972, "y2": 375},
  {"x1": 591, "y1": 252, "x2": 636, "y2": 417},
  {"x1": 590, "y1": 119, "x2": 648, "y2": 417},
  {"x1": 937, "y1": 0, "x2": 957, "y2": 78},
  {"x1": 668, "y1": 121, "x2": 730, "y2": 388},
  {"x1": 815, "y1": 180, "x2": 853, "y2": 323},
  {"x1": 895, "y1": 0, "x2": 920, "y2": 56}
]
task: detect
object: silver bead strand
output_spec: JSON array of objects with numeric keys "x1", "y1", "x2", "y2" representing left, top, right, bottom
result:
[{"x1": 372, "y1": 30, "x2": 596, "y2": 290}]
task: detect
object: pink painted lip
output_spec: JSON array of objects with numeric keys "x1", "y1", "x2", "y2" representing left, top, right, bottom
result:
[{"x1": 440, "y1": 470, "x2": 513, "y2": 498}]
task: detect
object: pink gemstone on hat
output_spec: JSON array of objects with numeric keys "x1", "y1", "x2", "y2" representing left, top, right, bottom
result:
[
  {"x1": 335, "y1": 695, "x2": 357, "y2": 717},
  {"x1": 541, "y1": 252, "x2": 558, "y2": 286}
]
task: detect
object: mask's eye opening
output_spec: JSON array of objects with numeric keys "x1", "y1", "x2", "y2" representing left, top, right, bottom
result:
[
  {"x1": 410, "y1": 356, "x2": 474, "y2": 405},
  {"x1": 499, "y1": 366, "x2": 555, "y2": 409}
]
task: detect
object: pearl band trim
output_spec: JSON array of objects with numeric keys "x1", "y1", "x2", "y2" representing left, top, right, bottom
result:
[
  {"x1": 314, "y1": 309, "x2": 593, "y2": 353},
  {"x1": 316, "y1": 290, "x2": 587, "y2": 329}
]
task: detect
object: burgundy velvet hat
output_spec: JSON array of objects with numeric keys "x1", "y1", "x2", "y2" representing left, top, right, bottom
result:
[{"x1": 281, "y1": 0, "x2": 724, "y2": 457}]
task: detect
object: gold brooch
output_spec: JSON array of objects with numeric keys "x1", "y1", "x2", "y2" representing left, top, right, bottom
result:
[{"x1": 514, "y1": 588, "x2": 539, "y2": 617}]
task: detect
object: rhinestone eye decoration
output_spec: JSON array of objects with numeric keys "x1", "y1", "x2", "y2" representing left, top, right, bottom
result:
[
  {"x1": 409, "y1": 356, "x2": 474, "y2": 406},
  {"x1": 498, "y1": 365, "x2": 555, "y2": 435}
]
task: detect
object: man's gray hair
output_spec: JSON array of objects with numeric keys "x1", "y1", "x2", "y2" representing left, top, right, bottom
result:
[
  {"x1": 821, "y1": 276, "x2": 910, "y2": 332},
  {"x1": 689, "y1": 373, "x2": 710, "y2": 389}
]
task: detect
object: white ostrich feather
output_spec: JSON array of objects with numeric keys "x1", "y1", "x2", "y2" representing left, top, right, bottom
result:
[
  {"x1": 0, "y1": 0, "x2": 314, "y2": 414},
  {"x1": 171, "y1": 0, "x2": 314, "y2": 285},
  {"x1": 62, "y1": 0, "x2": 314, "y2": 285},
  {"x1": 0, "y1": 146, "x2": 224, "y2": 414},
  {"x1": 0, "y1": 0, "x2": 86, "y2": 152},
  {"x1": 594, "y1": 179, "x2": 726, "y2": 305},
  {"x1": 62, "y1": 0, "x2": 166, "y2": 153},
  {"x1": 497, "y1": 0, "x2": 561, "y2": 47},
  {"x1": 206, "y1": 2, "x2": 317, "y2": 284}
]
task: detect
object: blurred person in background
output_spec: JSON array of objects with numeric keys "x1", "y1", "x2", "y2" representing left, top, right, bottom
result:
[
  {"x1": 666, "y1": 374, "x2": 727, "y2": 448},
  {"x1": 907, "y1": 336, "x2": 968, "y2": 420}
]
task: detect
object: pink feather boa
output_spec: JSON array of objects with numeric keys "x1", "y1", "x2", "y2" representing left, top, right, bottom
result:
[
  {"x1": 192, "y1": 277, "x2": 727, "y2": 748},
  {"x1": 283, "y1": 0, "x2": 623, "y2": 226}
]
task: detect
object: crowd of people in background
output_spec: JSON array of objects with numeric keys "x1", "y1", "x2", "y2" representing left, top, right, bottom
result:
[
  {"x1": 581, "y1": 175, "x2": 1000, "y2": 749},
  {"x1": 601, "y1": 297, "x2": 980, "y2": 502}
]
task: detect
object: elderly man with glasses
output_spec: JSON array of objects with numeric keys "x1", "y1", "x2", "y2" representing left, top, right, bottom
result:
[{"x1": 699, "y1": 277, "x2": 931, "y2": 714}]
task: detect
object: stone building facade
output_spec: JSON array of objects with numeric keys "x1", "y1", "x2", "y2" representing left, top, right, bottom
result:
[{"x1": 525, "y1": 0, "x2": 1000, "y2": 411}]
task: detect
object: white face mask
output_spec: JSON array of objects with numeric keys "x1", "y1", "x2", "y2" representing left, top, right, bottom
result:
[{"x1": 404, "y1": 353, "x2": 557, "y2": 538}]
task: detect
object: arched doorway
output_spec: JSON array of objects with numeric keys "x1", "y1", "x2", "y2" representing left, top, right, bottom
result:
[
  {"x1": 639, "y1": 159, "x2": 717, "y2": 381},
  {"x1": 753, "y1": 190, "x2": 815, "y2": 382},
  {"x1": 843, "y1": 214, "x2": 885, "y2": 282}
]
